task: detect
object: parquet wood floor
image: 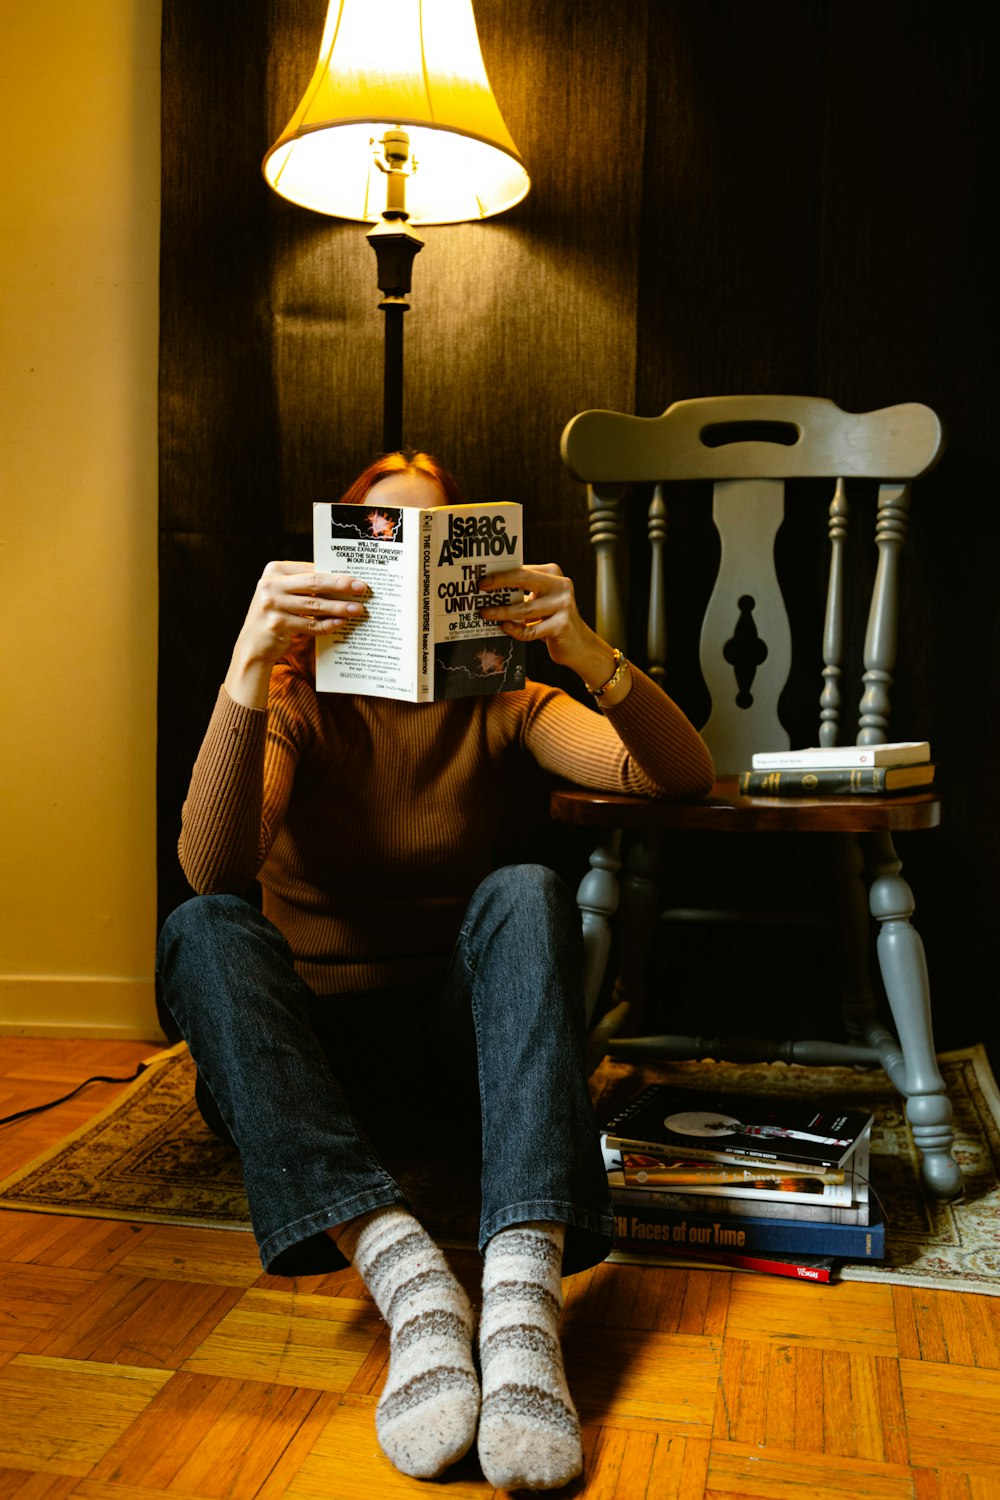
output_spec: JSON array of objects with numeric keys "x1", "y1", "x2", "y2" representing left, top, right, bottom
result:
[{"x1": 1, "y1": 1039, "x2": 998, "y2": 1499}]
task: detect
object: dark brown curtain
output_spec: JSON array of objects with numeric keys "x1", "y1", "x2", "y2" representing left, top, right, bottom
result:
[{"x1": 160, "y1": 1, "x2": 996, "y2": 1054}]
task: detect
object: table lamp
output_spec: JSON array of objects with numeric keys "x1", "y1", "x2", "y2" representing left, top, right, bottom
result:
[{"x1": 263, "y1": 0, "x2": 530, "y2": 451}]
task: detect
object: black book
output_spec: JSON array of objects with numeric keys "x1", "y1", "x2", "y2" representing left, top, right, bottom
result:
[
  {"x1": 739, "y1": 763, "x2": 935, "y2": 797},
  {"x1": 602, "y1": 1085, "x2": 873, "y2": 1171}
]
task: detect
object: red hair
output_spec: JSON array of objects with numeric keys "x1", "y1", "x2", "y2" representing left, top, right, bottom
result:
[
  {"x1": 338, "y1": 450, "x2": 465, "y2": 507},
  {"x1": 280, "y1": 452, "x2": 464, "y2": 682}
]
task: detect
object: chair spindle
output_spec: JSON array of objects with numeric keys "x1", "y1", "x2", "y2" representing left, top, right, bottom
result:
[
  {"x1": 588, "y1": 482, "x2": 626, "y2": 648},
  {"x1": 858, "y1": 480, "x2": 910, "y2": 744},
  {"x1": 820, "y1": 477, "x2": 848, "y2": 747},
  {"x1": 646, "y1": 484, "x2": 667, "y2": 687}
]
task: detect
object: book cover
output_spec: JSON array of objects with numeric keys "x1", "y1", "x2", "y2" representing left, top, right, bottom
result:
[
  {"x1": 606, "y1": 1130, "x2": 871, "y2": 1221},
  {"x1": 604, "y1": 1146, "x2": 852, "y2": 1191},
  {"x1": 608, "y1": 1183, "x2": 871, "y2": 1225},
  {"x1": 750, "y1": 740, "x2": 930, "y2": 770},
  {"x1": 606, "y1": 1245, "x2": 837, "y2": 1282},
  {"x1": 602, "y1": 1085, "x2": 873, "y2": 1170},
  {"x1": 312, "y1": 500, "x2": 527, "y2": 702},
  {"x1": 611, "y1": 1197, "x2": 885, "y2": 1259},
  {"x1": 600, "y1": 1132, "x2": 837, "y2": 1178},
  {"x1": 740, "y1": 764, "x2": 935, "y2": 797}
]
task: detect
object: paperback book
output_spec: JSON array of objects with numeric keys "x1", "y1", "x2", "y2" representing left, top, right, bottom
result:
[
  {"x1": 312, "y1": 500, "x2": 526, "y2": 702},
  {"x1": 739, "y1": 764, "x2": 935, "y2": 797},
  {"x1": 749, "y1": 740, "x2": 930, "y2": 771},
  {"x1": 602, "y1": 1085, "x2": 874, "y2": 1171},
  {"x1": 603, "y1": 1144, "x2": 852, "y2": 1189},
  {"x1": 610, "y1": 1187, "x2": 870, "y2": 1226},
  {"x1": 605, "y1": 1129, "x2": 872, "y2": 1224}
]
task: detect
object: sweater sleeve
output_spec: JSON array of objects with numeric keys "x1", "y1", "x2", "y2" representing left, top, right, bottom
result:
[
  {"x1": 488, "y1": 667, "x2": 715, "y2": 798},
  {"x1": 177, "y1": 677, "x2": 307, "y2": 893}
]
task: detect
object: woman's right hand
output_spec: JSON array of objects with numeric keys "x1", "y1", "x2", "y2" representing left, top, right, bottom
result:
[{"x1": 224, "y1": 561, "x2": 368, "y2": 708}]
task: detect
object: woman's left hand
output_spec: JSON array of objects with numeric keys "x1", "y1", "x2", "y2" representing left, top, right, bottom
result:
[{"x1": 478, "y1": 564, "x2": 627, "y2": 700}]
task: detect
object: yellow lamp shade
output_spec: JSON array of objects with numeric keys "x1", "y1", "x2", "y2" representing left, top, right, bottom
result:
[{"x1": 263, "y1": 0, "x2": 530, "y2": 225}]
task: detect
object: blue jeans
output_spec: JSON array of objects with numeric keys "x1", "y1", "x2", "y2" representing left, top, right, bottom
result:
[{"x1": 156, "y1": 865, "x2": 613, "y2": 1276}]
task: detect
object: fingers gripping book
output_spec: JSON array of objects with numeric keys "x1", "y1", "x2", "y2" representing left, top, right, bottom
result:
[{"x1": 313, "y1": 500, "x2": 527, "y2": 702}]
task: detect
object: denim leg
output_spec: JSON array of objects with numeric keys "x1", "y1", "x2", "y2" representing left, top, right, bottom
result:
[
  {"x1": 156, "y1": 894, "x2": 408, "y2": 1274},
  {"x1": 436, "y1": 865, "x2": 614, "y2": 1274}
]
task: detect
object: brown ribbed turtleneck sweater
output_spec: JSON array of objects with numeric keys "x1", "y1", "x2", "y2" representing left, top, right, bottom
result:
[{"x1": 178, "y1": 666, "x2": 714, "y2": 995}]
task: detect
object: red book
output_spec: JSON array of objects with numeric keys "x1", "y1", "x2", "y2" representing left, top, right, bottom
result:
[{"x1": 608, "y1": 1244, "x2": 836, "y2": 1282}]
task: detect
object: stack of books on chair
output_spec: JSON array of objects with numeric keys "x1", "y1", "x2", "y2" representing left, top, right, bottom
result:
[
  {"x1": 739, "y1": 740, "x2": 935, "y2": 797},
  {"x1": 602, "y1": 1084, "x2": 880, "y2": 1283}
]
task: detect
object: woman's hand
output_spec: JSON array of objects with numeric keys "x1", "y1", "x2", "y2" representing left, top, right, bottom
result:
[
  {"x1": 478, "y1": 564, "x2": 631, "y2": 704},
  {"x1": 225, "y1": 561, "x2": 368, "y2": 708}
]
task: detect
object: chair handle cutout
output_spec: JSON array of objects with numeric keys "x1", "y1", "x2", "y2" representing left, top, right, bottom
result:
[{"x1": 700, "y1": 420, "x2": 801, "y2": 448}]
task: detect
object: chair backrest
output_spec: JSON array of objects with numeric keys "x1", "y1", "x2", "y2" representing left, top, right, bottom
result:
[{"x1": 561, "y1": 395, "x2": 944, "y2": 771}]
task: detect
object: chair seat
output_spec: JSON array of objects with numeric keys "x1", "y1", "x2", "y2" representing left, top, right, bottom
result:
[{"x1": 551, "y1": 775, "x2": 941, "y2": 834}]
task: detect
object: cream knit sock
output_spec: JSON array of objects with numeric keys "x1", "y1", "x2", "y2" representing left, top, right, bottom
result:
[
  {"x1": 477, "y1": 1222, "x2": 583, "y2": 1491},
  {"x1": 336, "y1": 1206, "x2": 480, "y2": 1479}
]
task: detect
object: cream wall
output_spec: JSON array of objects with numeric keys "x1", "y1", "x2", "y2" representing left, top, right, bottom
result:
[{"x1": 0, "y1": 3, "x2": 162, "y2": 1037}]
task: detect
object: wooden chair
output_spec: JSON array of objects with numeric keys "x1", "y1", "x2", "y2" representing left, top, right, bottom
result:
[{"x1": 554, "y1": 395, "x2": 961, "y2": 1198}]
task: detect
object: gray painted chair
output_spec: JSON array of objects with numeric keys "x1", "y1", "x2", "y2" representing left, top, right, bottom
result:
[{"x1": 554, "y1": 395, "x2": 961, "y2": 1198}]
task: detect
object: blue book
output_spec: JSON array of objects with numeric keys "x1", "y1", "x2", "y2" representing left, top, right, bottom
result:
[{"x1": 611, "y1": 1192, "x2": 885, "y2": 1260}]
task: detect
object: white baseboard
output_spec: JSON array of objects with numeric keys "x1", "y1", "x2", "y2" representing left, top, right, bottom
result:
[{"x1": 0, "y1": 975, "x2": 166, "y2": 1040}]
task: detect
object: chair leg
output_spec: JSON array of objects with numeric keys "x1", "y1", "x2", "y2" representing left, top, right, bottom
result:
[
  {"x1": 575, "y1": 829, "x2": 663, "y2": 1071},
  {"x1": 577, "y1": 832, "x2": 637, "y2": 1075},
  {"x1": 836, "y1": 835, "x2": 903, "y2": 1066},
  {"x1": 576, "y1": 831, "x2": 622, "y2": 1025},
  {"x1": 618, "y1": 830, "x2": 664, "y2": 1033},
  {"x1": 863, "y1": 831, "x2": 963, "y2": 1199}
]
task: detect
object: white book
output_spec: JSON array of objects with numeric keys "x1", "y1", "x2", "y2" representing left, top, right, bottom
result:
[
  {"x1": 607, "y1": 1180, "x2": 871, "y2": 1224},
  {"x1": 603, "y1": 1126, "x2": 871, "y2": 1211},
  {"x1": 751, "y1": 740, "x2": 930, "y2": 770},
  {"x1": 312, "y1": 500, "x2": 526, "y2": 702}
]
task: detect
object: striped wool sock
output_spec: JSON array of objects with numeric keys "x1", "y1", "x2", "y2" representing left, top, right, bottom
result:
[
  {"x1": 477, "y1": 1222, "x2": 583, "y2": 1491},
  {"x1": 336, "y1": 1206, "x2": 480, "y2": 1478}
]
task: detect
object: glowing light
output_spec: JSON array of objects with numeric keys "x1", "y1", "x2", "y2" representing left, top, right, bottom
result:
[{"x1": 263, "y1": 0, "x2": 530, "y2": 225}]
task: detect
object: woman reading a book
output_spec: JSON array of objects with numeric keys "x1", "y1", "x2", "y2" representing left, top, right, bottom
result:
[{"x1": 157, "y1": 451, "x2": 714, "y2": 1491}]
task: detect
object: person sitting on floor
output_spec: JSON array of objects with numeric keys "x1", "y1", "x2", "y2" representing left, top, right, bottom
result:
[{"x1": 156, "y1": 450, "x2": 715, "y2": 1490}]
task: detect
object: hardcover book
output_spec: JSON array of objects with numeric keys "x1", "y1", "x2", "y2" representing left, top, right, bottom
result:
[
  {"x1": 740, "y1": 764, "x2": 936, "y2": 797},
  {"x1": 312, "y1": 500, "x2": 526, "y2": 702},
  {"x1": 606, "y1": 1246, "x2": 838, "y2": 1282},
  {"x1": 611, "y1": 1196, "x2": 885, "y2": 1259},
  {"x1": 750, "y1": 740, "x2": 930, "y2": 770},
  {"x1": 602, "y1": 1085, "x2": 874, "y2": 1170}
]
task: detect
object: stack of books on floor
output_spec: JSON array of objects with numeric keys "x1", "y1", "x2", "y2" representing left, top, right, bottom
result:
[
  {"x1": 602, "y1": 1084, "x2": 881, "y2": 1284},
  {"x1": 739, "y1": 739, "x2": 935, "y2": 797}
]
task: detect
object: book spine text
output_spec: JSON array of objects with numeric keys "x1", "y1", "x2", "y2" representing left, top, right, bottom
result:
[
  {"x1": 613, "y1": 1207, "x2": 882, "y2": 1258},
  {"x1": 740, "y1": 768, "x2": 929, "y2": 796},
  {"x1": 418, "y1": 509, "x2": 434, "y2": 701}
]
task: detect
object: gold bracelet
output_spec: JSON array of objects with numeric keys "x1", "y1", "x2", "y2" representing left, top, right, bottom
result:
[{"x1": 586, "y1": 647, "x2": 629, "y2": 699}]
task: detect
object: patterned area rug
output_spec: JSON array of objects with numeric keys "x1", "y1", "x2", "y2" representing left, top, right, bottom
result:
[{"x1": 1, "y1": 1042, "x2": 998, "y2": 1295}]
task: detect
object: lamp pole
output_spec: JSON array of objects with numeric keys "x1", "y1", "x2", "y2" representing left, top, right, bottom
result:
[
  {"x1": 263, "y1": 4, "x2": 531, "y2": 453},
  {"x1": 366, "y1": 130, "x2": 424, "y2": 453}
]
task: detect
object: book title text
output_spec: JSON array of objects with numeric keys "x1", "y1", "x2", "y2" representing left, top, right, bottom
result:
[
  {"x1": 438, "y1": 512, "x2": 518, "y2": 567},
  {"x1": 616, "y1": 1216, "x2": 748, "y2": 1248}
]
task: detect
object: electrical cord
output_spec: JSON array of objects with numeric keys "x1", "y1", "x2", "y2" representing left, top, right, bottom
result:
[{"x1": 0, "y1": 1059, "x2": 153, "y2": 1127}]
